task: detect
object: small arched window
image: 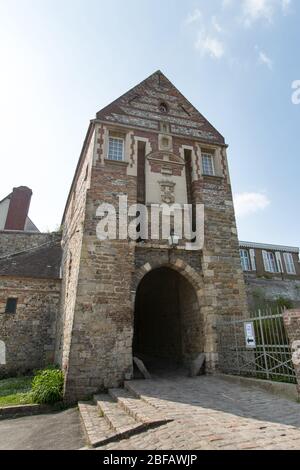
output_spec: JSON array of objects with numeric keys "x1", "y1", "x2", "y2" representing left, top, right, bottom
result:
[{"x1": 159, "y1": 102, "x2": 168, "y2": 113}]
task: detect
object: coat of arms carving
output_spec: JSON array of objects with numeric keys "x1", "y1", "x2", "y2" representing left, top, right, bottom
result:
[{"x1": 159, "y1": 181, "x2": 176, "y2": 204}]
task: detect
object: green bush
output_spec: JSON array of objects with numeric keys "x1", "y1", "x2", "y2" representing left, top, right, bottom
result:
[
  {"x1": 274, "y1": 296, "x2": 294, "y2": 310},
  {"x1": 31, "y1": 368, "x2": 64, "y2": 404}
]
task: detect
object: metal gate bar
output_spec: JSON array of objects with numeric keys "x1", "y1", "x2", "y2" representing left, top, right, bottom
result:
[{"x1": 217, "y1": 307, "x2": 297, "y2": 384}]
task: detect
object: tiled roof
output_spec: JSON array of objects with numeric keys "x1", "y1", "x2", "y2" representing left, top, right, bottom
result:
[{"x1": 0, "y1": 241, "x2": 62, "y2": 279}]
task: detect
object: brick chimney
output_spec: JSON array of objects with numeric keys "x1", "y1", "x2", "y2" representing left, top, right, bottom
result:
[{"x1": 4, "y1": 186, "x2": 33, "y2": 231}]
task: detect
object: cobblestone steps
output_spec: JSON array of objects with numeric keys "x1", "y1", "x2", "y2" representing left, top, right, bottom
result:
[
  {"x1": 108, "y1": 387, "x2": 169, "y2": 426},
  {"x1": 78, "y1": 402, "x2": 116, "y2": 448},
  {"x1": 79, "y1": 388, "x2": 171, "y2": 448},
  {"x1": 94, "y1": 394, "x2": 145, "y2": 436}
]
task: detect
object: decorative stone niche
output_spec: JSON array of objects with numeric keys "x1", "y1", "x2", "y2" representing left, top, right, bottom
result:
[
  {"x1": 146, "y1": 151, "x2": 188, "y2": 205},
  {"x1": 159, "y1": 181, "x2": 176, "y2": 204},
  {"x1": 159, "y1": 134, "x2": 173, "y2": 152}
]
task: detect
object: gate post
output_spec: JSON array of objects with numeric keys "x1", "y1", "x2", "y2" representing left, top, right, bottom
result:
[{"x1": 283, "y1": 310, "x2": 300, "y2": 396}]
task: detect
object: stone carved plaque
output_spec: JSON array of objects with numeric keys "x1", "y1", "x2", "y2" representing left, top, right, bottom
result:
[{"x1": 159, "y1": 181, "x2": 176, "y2": 204}]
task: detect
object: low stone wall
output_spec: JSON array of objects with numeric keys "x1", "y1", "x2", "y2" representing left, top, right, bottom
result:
[
  {"x1": 0, "y1": 276, "x2": 61, "y2": 377},
  {"x1": 283, "y1": 310, "x2": 300, "y2": 394},
  {"x1": 0, "y1": 231, "x2": 59, "y2": 257},
  {"x1": 245, "y1": 275, "x2": 300, "y2": 308}
]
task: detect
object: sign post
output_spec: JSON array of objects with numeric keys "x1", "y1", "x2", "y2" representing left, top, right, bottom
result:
[{"x1": 244, "y1": 322, "x2": 256, "y2": 349}]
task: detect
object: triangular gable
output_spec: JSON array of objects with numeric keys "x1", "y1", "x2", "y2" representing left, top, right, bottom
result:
[{"x1": 96, "y1": 70, "x2": 225, "y2": 145}]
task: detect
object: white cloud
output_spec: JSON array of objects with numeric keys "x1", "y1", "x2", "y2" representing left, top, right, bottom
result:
[
  {"x1": 212, "y1": 16, "x2": 223, "y2": 33},
  {"x1": 241, "y1": 0, "x2": 293, "y2": 26},
  {"x1": 195, "y1": 33, "x2": 225, "y2": 59},
  {"x1": 258, "y1": 50, "x2": 273, "y2": 69},
  {"x1": 234, "y1": 192, "x2": 271, "y2": 217},
  {"x1": 242, "y1": 0, "x2": 275, "y2": 26},
  {"x1": 185, "y1": 9, "x2": 202, "y2": 25},
  {"x1": 222, "y1": 0, "x2": 235, "y2": 7},
  {"x1": 281, "y1": 0, "x2": 291, "y2": 14}
]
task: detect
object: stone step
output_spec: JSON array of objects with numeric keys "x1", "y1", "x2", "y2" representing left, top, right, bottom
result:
[
  {"x1": 78, "y1": 402, "x2": 116, "y2": 448},
  {"x1": 79, "y1": 388, "x2": 171, "y2": 449},
  {"x1": 124, "y1": 381, "x2": 170, "y2": 415},
  {"x1": 94, "y1": 393, "x2": 146, "y2": 436},
  {"x1": 108, "y1": 387, "x2": 168, "y2": 426}
]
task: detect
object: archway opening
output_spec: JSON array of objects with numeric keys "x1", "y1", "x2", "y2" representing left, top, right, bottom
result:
[{"x1": 133, "y1": 267, "x2": 203, "y2": 374}]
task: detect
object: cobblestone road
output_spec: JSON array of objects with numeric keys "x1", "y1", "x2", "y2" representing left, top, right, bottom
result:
[{"x1": 101, "y1": 376, "x2": 300, "y2": 450}]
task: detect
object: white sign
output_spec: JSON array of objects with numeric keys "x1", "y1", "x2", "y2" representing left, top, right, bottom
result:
[
  {"x1": 244, "y1": 322, "x2": 256, "y2": 349},
  {"x1": 0, "y1": 341, "x2": 6, "y2": 365}
]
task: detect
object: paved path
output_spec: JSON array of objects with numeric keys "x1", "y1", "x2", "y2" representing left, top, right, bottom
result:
[
  {"x1": 101, "y1": 376, "x2": 300, "y2": 450},
  {"x1": 0, "y1": 408, "x2": 84, "y2": 450}
]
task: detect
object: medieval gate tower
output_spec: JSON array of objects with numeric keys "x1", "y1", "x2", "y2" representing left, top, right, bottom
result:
[{"x1": 56, "y1": 71, "x2": 248, "y2": 401}]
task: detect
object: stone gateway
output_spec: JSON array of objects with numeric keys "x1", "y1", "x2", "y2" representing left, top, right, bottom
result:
[{"x1": 0, "y1": 71, "x2": 249, "y2": 401}]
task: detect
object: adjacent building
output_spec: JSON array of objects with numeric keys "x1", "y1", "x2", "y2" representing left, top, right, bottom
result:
[
  {"x1": 239, "y1": 241, "x2": 300, "y2": 308},
  {"x1": 0, "y1": 186, "x2": 39, "y2": 232}
]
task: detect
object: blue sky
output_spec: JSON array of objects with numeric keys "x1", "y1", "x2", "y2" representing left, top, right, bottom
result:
[{"x1": 0, "y1": 0, "x2": 299, "y2": 246}]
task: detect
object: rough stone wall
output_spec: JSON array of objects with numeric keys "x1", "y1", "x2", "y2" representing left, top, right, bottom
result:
[
  {"x1": 62, "y1": 128, "x2": 137, "y2": 401},
  {"x1": 245, "y1": 274, "x2": 300, "y2": 308},
  {"x1": 55, "y1": 127, "x2": 95, "y2": 373},
  {"x1": 283, "y1": 310, "x2": 300, "y2": 394},
  {"x1": 191, "y1": 162, "x2": 249, "y2": 369},
  {"x1": 179, "y1": 274, "x2": 203, "y2": 363},
  {"x1": 0, "y1": 232, "x2": 57, "y2": 257},
  {"x1": 0, "y1": 277, "x2": 61, "y2": 377}
]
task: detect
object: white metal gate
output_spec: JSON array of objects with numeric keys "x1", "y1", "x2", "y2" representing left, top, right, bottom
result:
[{"x1": 217, "y1": 307, "x2": 297, "y2": 384}]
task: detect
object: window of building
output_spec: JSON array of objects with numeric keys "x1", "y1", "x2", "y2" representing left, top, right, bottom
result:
[
  {"x1": 240, "y1": 249, "x2": 251, "y2": 271},
  {"x1": 283, "y1": 253, "x2": 296, "y2": 275},
  {"x1": 5, "y1": 298, "x2": 17, "y2": 314},
  {"x1": 108, "y1": 136, "x2": 124, "y2": 161},
  {"x1": 202, "y1": 153, "x2": 215, "y2": 176},
  {"x1": 262, "y1": 251, "x2": 278, "y2": 273},
  {"x1": 249, "y1": 249, "x2": 256, "y2": 271}
]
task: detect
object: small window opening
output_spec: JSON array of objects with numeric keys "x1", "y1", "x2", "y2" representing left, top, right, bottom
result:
[
  {"x1": 159, "y1": 102, "x2": 168, "y2": 113},
  {"x1": 5, "y1": 298, "x2": 17, "y2": 314}
]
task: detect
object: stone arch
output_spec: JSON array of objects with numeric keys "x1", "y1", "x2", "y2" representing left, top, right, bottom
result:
[
  {"x1": 0, "y1": 341, "x2": 6, "y2": 365},
  {"x1": 132, "y1": 258, "x2": 204, "y2": 306}
]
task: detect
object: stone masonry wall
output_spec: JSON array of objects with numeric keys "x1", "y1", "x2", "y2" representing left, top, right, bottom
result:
[
  {"x1": 63, "y1": 152, "x2": 137, "y2": 401},
  {"x1": 55, "y1": 127, "x2": 95, "y2": 374},
  {"x1": 283, "y1": 310, "x2": 300, "y2": 395},
  {"x1": 191, "y1": 157, "x2": 249, "y2": 369},
  {"x1": 0, "y1": 277, "x2": 61, "y2": 377},
  {"x1": 0, "y1": 232, "x2": 57, "y2": 257},
  {"x1": 245, "y1": 274, "x2": 300, "y2": 309}
]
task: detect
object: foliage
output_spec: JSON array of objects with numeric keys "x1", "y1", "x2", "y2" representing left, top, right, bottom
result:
[
  {"x1": 0, "y1": 376, "x2": 33, "y2": 406},
  {"x1": 31, "y1": 368, "x2": 64, "y2": 404},
  {"x1": 274, "y1": 297, "x2": 294, "y2": 310},
  {"x1": 251, "y1": 289, "x2": 294, "y2": 312}
]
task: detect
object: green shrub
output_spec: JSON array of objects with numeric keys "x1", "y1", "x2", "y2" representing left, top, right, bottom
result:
[
  {"x1": 31, "y1": 368, "x2": 64, "y2": 404},
  {"x1": 274, "y1": 296, "x2": 294, "y2": 310}
]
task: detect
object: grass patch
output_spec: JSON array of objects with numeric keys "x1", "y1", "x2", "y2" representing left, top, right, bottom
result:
[{"x1": 0, "y1": 376, "x2": 33, "y2": 406}]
